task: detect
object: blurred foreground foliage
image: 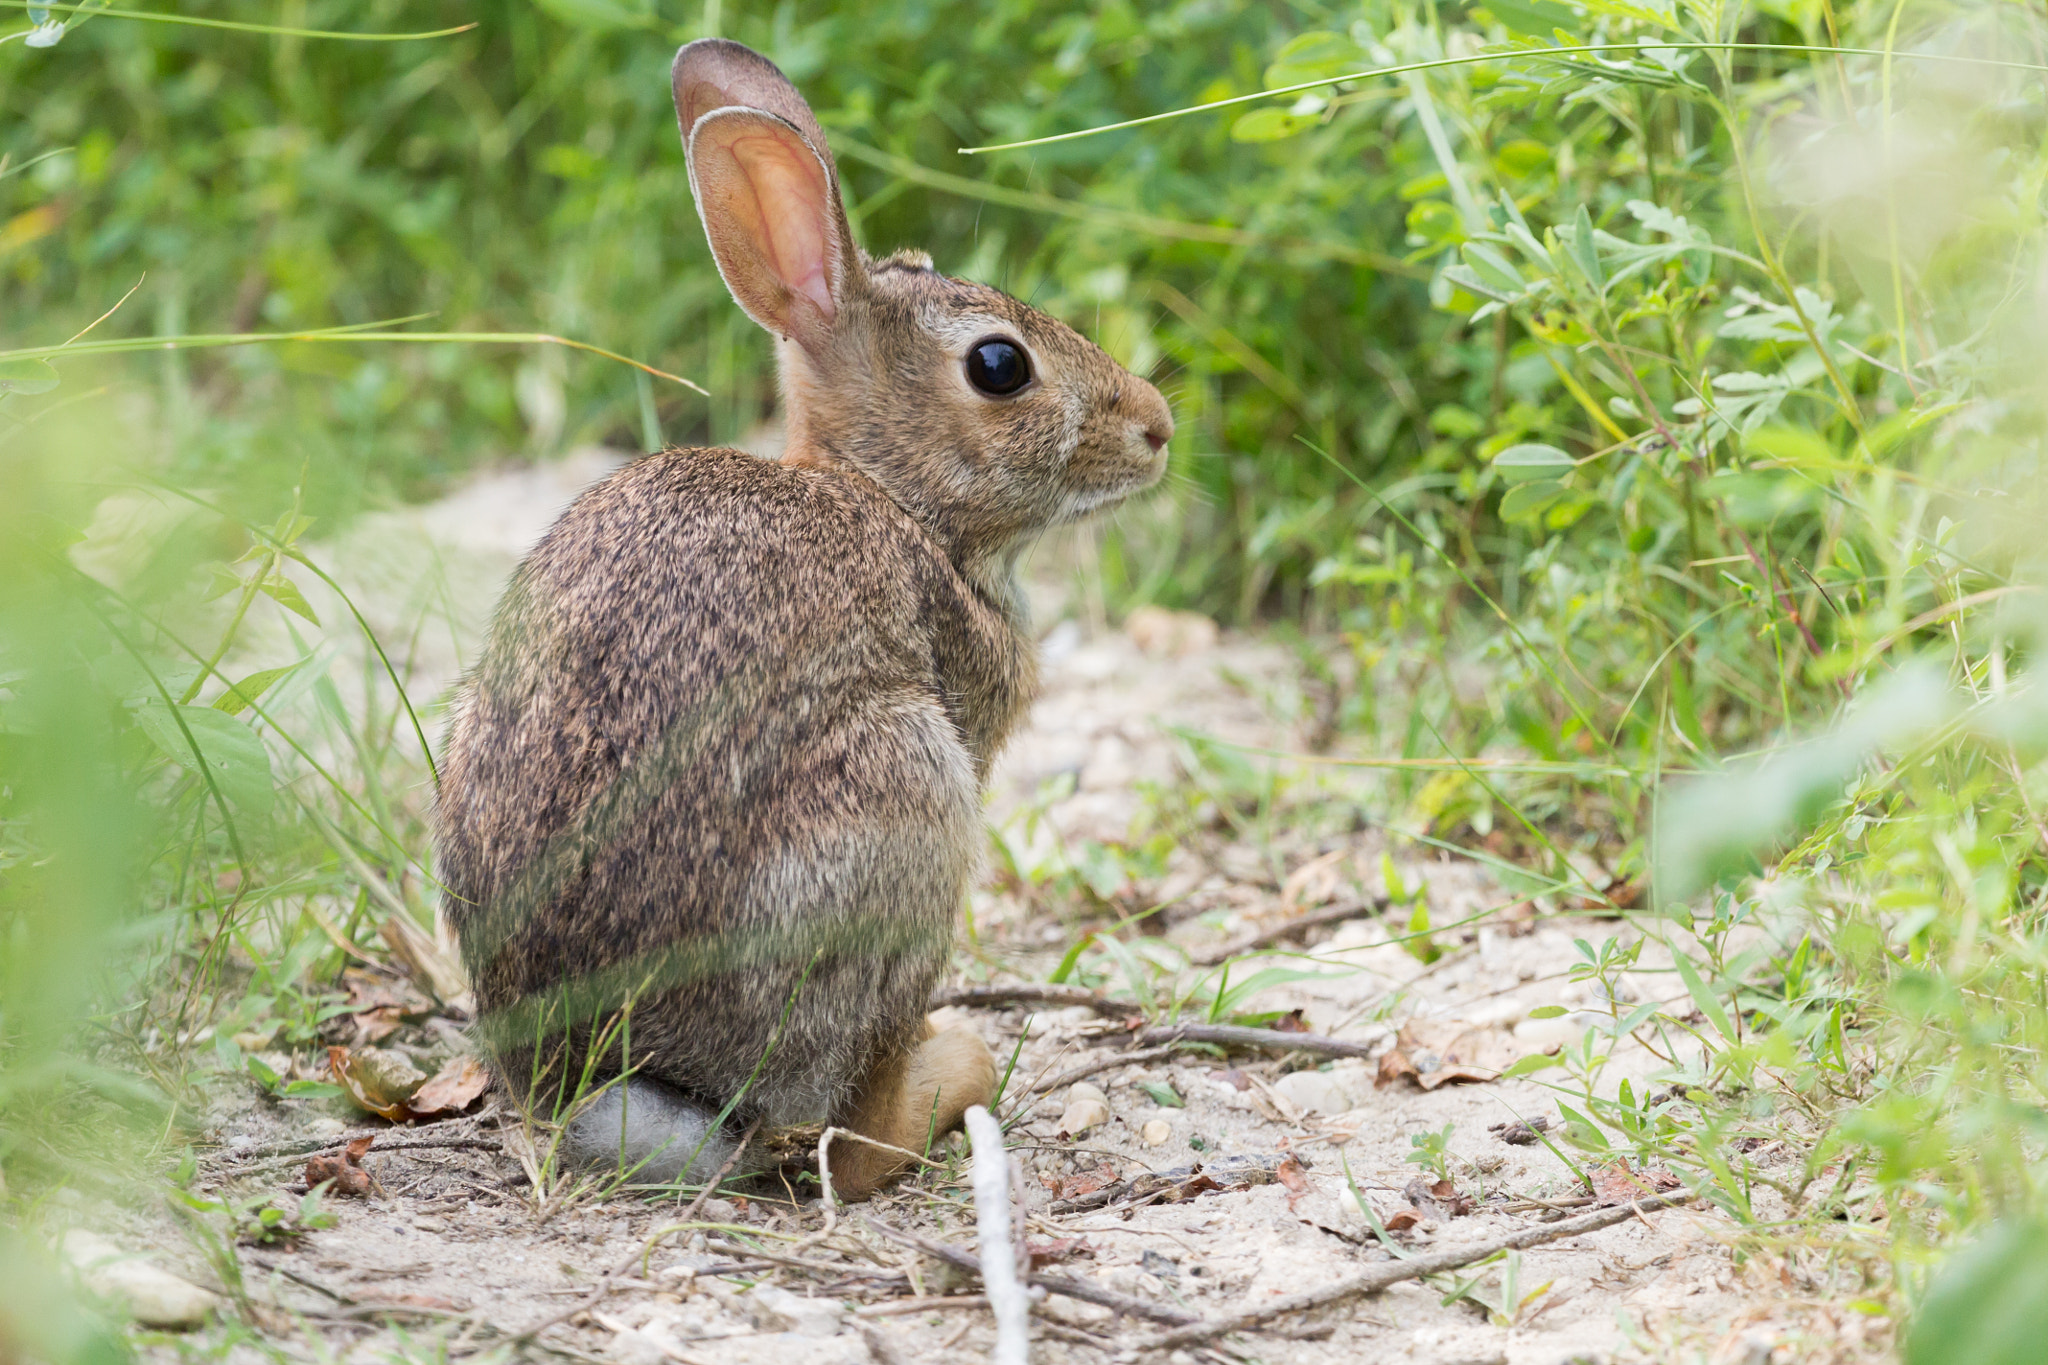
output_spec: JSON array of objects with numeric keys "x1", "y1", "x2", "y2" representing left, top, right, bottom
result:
[{"x1": 5, "y1": 0, "x2": 2048, "y2": 1358}]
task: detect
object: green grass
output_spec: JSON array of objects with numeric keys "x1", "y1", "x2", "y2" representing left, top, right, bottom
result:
[{"x1": 5, "y1": 0, "x2": 2048, "y2": 1359}]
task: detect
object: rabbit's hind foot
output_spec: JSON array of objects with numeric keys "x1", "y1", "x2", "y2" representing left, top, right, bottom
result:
[
  {"x1": 830, "y1": 1022, "x2": 998, "y2": 1200},
  {"x1": 560, "y1": 1077, "x2": 755, "y2": 1186}
]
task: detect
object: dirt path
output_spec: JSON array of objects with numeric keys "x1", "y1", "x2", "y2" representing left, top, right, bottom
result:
[{"x1": 65, "y1": 451, "x2": 1843, "y2": 1365}]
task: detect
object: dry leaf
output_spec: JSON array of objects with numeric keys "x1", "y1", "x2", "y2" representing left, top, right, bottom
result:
[
  {"x1": 1270, "y1": 1009, "x2": 1311, "y2": 1035},
  {"x1": 407, "y1": 1054, "x2": 490, "y2": 1118},
  {"x1": 1382, "y1": 1208, "x2": 1423, "y2": 1231},
  {"x1": 1026, "y1": 1238, "x2": 1094, "y2": 1268},
  {"x1": 305, "y1": 1135, "x2": 374, "y2": 1197},
  {"x1": 327, "y1": 1045, "x2": 425, "y2": 1121},
  {"x1": 1053, "y1": 1164, "x2": 1120, "y2": 1201},
  {"x1": 1589, "y1": 1158, "x2": 1679, "y2": 1205},
  {"x1": 1375, "y1": 1048, "x2": 1421, "y2": 1089},
  {"x1": 1275, "y1": 1153, "x2": 1311, "y2": 1210},
  {"x1": 1210, "y1": 1068, "x2": 1252, "y2": 1092}
]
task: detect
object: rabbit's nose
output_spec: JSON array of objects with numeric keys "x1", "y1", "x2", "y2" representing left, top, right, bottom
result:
[{"x1": 1130, "y1": 379, "x2": 1174, "y2": 453}]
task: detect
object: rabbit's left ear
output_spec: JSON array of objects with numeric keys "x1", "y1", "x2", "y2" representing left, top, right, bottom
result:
[{"x1": 674, "y1": 40, "x2": 862, "y2": 354}]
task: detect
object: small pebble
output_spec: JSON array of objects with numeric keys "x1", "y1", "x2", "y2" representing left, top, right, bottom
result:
[
  {"x1": 1140, "y1": 1119, "x2": 1172, "y2": 1147},
  {"x1": 1067, "y1": 1081, "x2": 1109, "y2": 1106},
  {"x1": 1057, "y1": 1098, "x2": 1110, "y2": 1135}
]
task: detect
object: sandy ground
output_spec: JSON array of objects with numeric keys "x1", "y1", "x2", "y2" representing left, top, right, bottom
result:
[{"x1": 57, "y1": 449, "x2": 1868, "y2": 1365}]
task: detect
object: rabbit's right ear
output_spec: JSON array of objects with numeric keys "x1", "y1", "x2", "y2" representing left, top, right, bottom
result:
[{"x1": 674, "y1": 40, "x2": 862, "y2": 356}]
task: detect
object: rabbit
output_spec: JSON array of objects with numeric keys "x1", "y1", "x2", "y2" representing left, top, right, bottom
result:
[{"x1": 433, "y1": 37, "x2": 1173, "y2": 1199}]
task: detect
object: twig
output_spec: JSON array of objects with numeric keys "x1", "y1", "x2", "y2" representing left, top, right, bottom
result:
[
  {"x1": 862, "y1": 1217, "x2": 1198, "y2": 1327},
  {"x1": 966, "y1": 1106, "x2": 1031, "y2": 1365},
  {"x1": 1126, "y1": 1193, "x2": 1698, "y2": 1352},
  {"x1": 1029, "y1": 1045, "x2": 1181, "y2": 1096},
  {"x1": 934, "y1": 984, "x2": 1143, "y2": 1018},
  {"x1": 1188, "y1": 897, "x2": 1386, "y2": 967},
  {"x1": 855, "y1": 1294, "x2": 991, "y2": 1317},
  {"x1": 673, "y1": 1116, "x2": 764, "y2": 1229},
  {"x1": 700, "y1": 1238, "x2": 905, "y2": 1281},
  {"x1": 1134, "y1": 1022, "x2": 1377, "y2": 1061},
  {"x1": 219, "y1": 1131, "x2": 505, "y2": 1173}
]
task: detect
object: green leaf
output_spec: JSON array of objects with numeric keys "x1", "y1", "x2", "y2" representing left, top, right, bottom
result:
[
  {"x1": 0, "y1": 357, "x2": 59, "y2": 395},
  {"x1": 1141, "y1": 1081, "x2": 1184, "y2": 1109},
  {"x1": 1262, "y1": 30, "x2": 1370, "y2": 87},
  {"x1": 1499, "y1": 480, "x2": 1566, "y2": 521},
  {"x1": 1492, "y1": 443, "x2": 1576, "y2": 482},
  {"x1": 1906, "y1": 1219, "x2": 2048, "y2": 1365},
  {"x1": 1492, "y1": 139, "x2": 1552, "y2": 178},
  {"x1": 1230, "y1": 108, "x2": 1316, "y2": 143},
  {"x1": 213, "y1": 663, "x2": 301, "y2": 716},
  {"x1": 1461, "y1": 242, "x2": 1526, "y2": 294},
  {"x1": 135, "y1": 702, "x2": 276, "y2": 818},
  {"x1": 1046, "y1": 932, "x2": 1095, "y2": 986},
  {"x1": 1525, "y1": 1005, "x2": 1567, "y2": 1019},
  {"x1": 259, "y1": 574, "x2": 321, "y2": 625},
  {"x1": 1480, "y1": 0, "x2": 1581, "y2": 37},
  {"x1": 1498, "y1": 1052, "x2": 1562, "y2": 1078},
  {"x1": 1568, "y1": 205, "x2": 1604, "y2": 291},
  {"x1": 1671, "y1": 952, "x2": 1736, "y2": 1043}
]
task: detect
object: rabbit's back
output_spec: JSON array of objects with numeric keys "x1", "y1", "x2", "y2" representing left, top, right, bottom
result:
[{"x1": 437, "y1": 447, "x2": 1032, "y2": 1125}]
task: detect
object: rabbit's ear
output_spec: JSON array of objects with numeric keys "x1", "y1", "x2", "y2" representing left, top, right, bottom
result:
[{"x1": 674, "y1": 40, "x2": 861, "y2": 355}]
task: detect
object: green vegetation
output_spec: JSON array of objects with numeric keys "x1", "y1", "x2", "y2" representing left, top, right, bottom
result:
[{"x1": 5, "y1": 0, "x2": 2048, "y2": 1359}]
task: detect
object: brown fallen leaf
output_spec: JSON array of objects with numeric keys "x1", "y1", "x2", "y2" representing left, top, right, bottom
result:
[
  {"x1": 1210, "y1": 1067, "x2": 1252, "y2": 1092},
  {"x1": 1026, "y1": 1238, "x2": 1095, "y2": 1268},
  {"x1": 327, "y1": 1045, "x2": 427, "y2": 1121},
  {"x1": 1382, "y1": 1208, "x2": 1423, "y2": 1231},
  {"x1": 1270, "y1": 1009, "x2": 1311, "y2": 1035},
  {"x1": 1051, "y1": 1164, "x2": 1120, "y2": 1201},
  {"x1": 406, "y1": 1054, "x2": 490, "y2": 1119},
  {"x1": 1588, "y1": 1158, "x2": 1681, "y2": 1205},
  {"x1": 1424, "y1": 1177, "x2": 1474, "y2": 1217},
  {"x1": 1375, "y1": 1048, "x2": 1421, "y2": 1089},
  {"x1": 1275, "y1": 1153, "x2": 1311, "y2": 1211},
  {"x1": 1415, "y1": 1065, "x2": 1499, "y2": 1091},
  {"x1": 305, "y1": 1135, "x2": 374, "y2": 1197}
]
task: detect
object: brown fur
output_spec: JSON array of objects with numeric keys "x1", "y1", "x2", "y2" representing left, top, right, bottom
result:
[{"x1": 435, "y1": 39, "x2": 1171, "y2": 1196}]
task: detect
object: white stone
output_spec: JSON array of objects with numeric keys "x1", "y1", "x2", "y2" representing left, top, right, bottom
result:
[
  {"x1": 1140, "y1": 1119, "x2": 1172, "y2": 1146},
  {"x1": 59, "y1": 1231, "x2": 221, "y2": 1329},
  {"x1": 1066, "y1": 1082, "x2": 1109, "y2": 1107},
  {"x1": 1271, "y1": 1069, "x2": 1350, "y2": 1115},
  {"x1": 748, "y1": 1285, "x2": 846, "y2": 1337}
]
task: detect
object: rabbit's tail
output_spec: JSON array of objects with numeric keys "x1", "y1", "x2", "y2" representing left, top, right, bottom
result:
[{"x1": 561, "y1": 1077, "x2": 755, "y2": 1185}]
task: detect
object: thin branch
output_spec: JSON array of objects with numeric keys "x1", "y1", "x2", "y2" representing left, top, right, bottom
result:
[
  {"x1": 933, "y1": 984, "x2": 1143, "y2": 1018},
  {"x1": 1188, "y1": 897, "x2": 1386, "y2": 967},
  {"x1": 1028, "y1": 1045, "x2": 1181, "y2": 1096},
  {"x1": 1127, "y1": 1194, "x2": 1698, "y2": 1352},
  {"x1": 1135, "y1": 1023, "x2": 1378, "y2": 1061}
]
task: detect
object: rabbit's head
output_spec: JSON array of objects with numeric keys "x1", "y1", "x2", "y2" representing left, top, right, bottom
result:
[{"x1": 673, "y1": 40, "x2": 1172, "y2": 578}]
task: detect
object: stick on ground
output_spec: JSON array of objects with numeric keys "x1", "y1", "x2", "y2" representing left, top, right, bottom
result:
[
  {"x1": 1126, "y1": 1193, "x2": 1698, "y2": 1353},
  {"x1": 933, "y1": 984, "x2": 1144, "y2": 1018},
  {"x1": 1188, "y1": 897, "x2": 1386, "y2": 967},
  {"x1": 965, "y1": 1106, "x2": 1031, "y2": 1365},
  {"x1": 1135, "y1": 1021, "x2": 1378, "y2": 1061}
]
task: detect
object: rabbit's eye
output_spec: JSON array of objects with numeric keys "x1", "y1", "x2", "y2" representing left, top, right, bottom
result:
[{"x1": 966, "y1": 338, "x2": 1031, "y2": 397}]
